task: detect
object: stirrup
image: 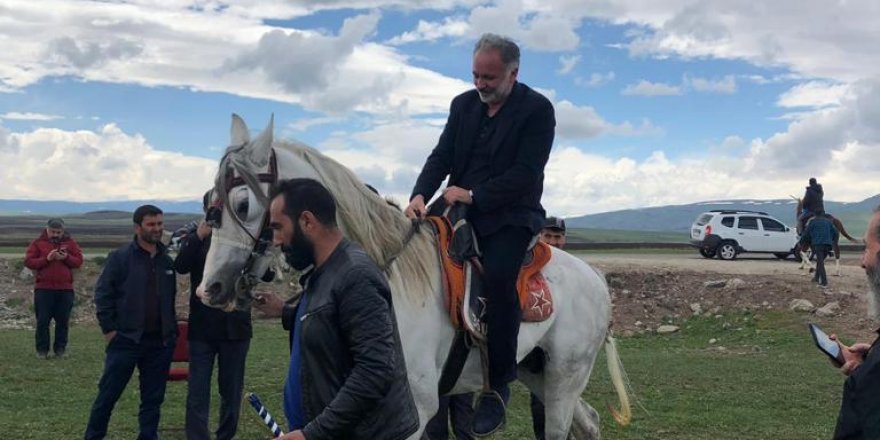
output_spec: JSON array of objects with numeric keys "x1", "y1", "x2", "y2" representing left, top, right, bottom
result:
[{"x1": 471, "y1": 390, "x2": 507, "y2": 438}]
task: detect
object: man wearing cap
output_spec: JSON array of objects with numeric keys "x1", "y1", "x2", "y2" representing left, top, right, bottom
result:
[
  {"x1": 24, "y1": 218, "x2": 84, "y2": 359},
  {"x1": 540, "y1": 216, "x2": 566, "y2": 249}
]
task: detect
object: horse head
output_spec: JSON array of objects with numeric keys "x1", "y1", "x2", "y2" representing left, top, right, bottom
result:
[{"x1": 196, "y1": 114, "x2": 302, "y2": 311}]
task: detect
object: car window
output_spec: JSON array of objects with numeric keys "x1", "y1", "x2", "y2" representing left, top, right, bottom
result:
[
  {"x1": 737, "y1": 217, "x2": 759, "y2": 230},
  {"x1": 760, "y1": 218, "x2": 786, "y2": 232},
  {"x1": 721, "y1": 217, "x2": 734, "y2": 227},
  {"x1": 695, "y1": 214, "x2": 714, "y2": 226}
]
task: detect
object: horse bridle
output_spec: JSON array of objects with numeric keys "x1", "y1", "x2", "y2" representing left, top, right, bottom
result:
[{"x1": 206, "y1": 145, "x2": 278, "y2": 301}]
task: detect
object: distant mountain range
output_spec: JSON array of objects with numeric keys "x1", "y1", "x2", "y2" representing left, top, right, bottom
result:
[
  {"x1": 2, "y1": 194, "x2": 877, "y2": 236},
  {"x1": 0, "y1": 199, "x2": 203, "y2": 215},
  {"x1": 566, "y1": 194, "x2": 880, "y2": 233}
]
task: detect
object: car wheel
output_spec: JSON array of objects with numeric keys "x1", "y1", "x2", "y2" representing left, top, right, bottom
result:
[
  {"x1": 717, "y1": 242, "x2": 738, "y2": 260},
  {"x1": 699, "y1": 248, "x2": 716, "y2": 258},
  {"x1": 773, "y1": 252, "x2": 790, "y2": 260}
]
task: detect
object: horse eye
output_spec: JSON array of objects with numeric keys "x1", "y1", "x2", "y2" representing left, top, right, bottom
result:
[{"x1": 236, "y1": 200, "x2": 249, "y2": 217}]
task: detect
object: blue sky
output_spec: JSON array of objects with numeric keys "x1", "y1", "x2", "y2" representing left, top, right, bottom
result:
[{"x1": 1, "y1": 0, "x2": 878, "y2": 216}]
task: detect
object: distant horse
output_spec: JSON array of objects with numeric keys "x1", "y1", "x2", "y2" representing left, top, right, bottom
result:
[
  {"x1": 792, "y1": 197, "x2": 859, "y2": 276},
  {"x1": 195, "y1": 115, "x2": 631, "y2": 439}
]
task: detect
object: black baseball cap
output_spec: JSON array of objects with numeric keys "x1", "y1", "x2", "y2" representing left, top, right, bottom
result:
[
  {"x1": 544, "y1": 216, "x2": 565, "y2": 232},
  {"x1": 47, "y1": 218, "x2": 65, "y2": 228}
]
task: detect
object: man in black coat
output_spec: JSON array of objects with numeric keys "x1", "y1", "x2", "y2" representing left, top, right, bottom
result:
[
  {"x1": 832, "y1": 207, "x2": 880, "y2": 438},
  {"x1": 174, "y1": 205, "x2": 252, "y2": 440},
  {"x1": 85, "y1": 205, "x2": 178, "y2": 440},
  {"x1": 404, "y1": 33, "x2": 555, "y2": 437},
  {"x1": 255, "y1": 178, "x2": 418, "y2": 440}
]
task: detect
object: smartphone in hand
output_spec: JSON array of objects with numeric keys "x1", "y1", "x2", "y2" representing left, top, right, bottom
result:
[{"x1": 808, "y1": 323, "x2": 845, "y2": 367}]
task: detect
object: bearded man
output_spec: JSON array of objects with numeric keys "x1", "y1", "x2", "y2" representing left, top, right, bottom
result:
[
  {"x1": 254, "y1": 178, "x2": 418, "y2": 440},
  {"x1": 831, "y1": 206, "x2": 880, "y2": 439}
]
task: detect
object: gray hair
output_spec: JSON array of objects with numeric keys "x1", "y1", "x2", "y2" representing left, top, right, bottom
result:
[{"x1": 473, "y1": 33, "x2": 520, "y2": 70}]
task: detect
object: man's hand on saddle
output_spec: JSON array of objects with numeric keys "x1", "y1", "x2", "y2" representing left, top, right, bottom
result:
[
  {"x1": 404, "y1": 195, "x2": 427, "y2": 219},
  {"x1": 830, "y1": 333, "x2": 871, "y2": 376},
  {"x1": 442, "y1": 186, "x2": 473, "y2": 206}
]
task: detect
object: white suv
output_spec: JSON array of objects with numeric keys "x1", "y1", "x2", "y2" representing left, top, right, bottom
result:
[{"x1": 689, "y1": 210, "x2": 799, "y2": 260}]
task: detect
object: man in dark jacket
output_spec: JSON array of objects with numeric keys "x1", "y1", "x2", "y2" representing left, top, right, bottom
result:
[
  {"x1": 24, "y1": 217, "x2": 83, "y2": 359},
  {"x1": 800, "y1": 211, "x2": 839, "y2": 288},
  {"x1": 404, "y1": 33, "x2": 555, "y2": 436},
  {"x1": 255, "y1": 178, "x2": 418, "y2": 440},
  {"x1": 84, "y1": 205, "x2": 178, "y2": 440},
  {"x1": 803, "y1": 177, "x2": 825, "y2": 216},
  {"x1": 175, "y1": 214, "x2": 251, "y2": 440},
  {"x1": 831, "y1": 207, "x2": 880, "y2": 438}
]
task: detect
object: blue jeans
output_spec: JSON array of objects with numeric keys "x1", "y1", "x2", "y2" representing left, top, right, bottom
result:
[
  {"x1": 185, "y1": 338, "x2": 250, "y2": 440},
  {"x1": 84, "y1": 335, "x2": 175, "y2": 440}
]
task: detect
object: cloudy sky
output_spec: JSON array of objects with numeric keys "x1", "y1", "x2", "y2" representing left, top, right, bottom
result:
[{"x1": 1, "y1": 0, "x2": 878, "y2": 216}]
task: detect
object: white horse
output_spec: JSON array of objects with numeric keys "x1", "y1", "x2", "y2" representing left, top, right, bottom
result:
[{"x1": 196, "y1": 115, "x2": 631, "y2": 439}]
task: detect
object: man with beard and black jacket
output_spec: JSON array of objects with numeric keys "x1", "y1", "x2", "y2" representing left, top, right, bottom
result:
[
  {"x1": 174, "y1": 189, "x2": 252, "y2": 440},
  {"x1": 829, "y1": 206, "x2": 880, "y2": 438},
  {"x1": 253, "y1": 178, "x2": 418, "y2": 440}
]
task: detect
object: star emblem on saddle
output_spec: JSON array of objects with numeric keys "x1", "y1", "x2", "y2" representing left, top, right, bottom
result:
[{"x1": 528, "y1": 288, "x2": 552, "y2": 315}]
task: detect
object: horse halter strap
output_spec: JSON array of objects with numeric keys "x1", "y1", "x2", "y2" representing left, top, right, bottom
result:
[{"x1": 211, "y1": 147, "x2": 278, "y2": 243}]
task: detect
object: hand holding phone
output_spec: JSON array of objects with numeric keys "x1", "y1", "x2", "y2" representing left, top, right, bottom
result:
[{"x1": 808, "y1": 324, "x2": 845, "y2": 367}]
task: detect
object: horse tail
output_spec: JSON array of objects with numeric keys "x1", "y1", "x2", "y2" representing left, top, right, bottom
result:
[
  {"x1": 604, "y1": 332, "x2": 632, "y2": 426},
  {"x1": 832, "y1": 216, "x2": 860, "y2": 243}
]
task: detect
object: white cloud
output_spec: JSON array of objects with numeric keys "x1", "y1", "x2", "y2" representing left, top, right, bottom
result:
[
  {"x1": 557, "y1": 55, "x2": 580, "y2": 75},
  {"x1": 386, "y1": 17, "x2": 470, "y2": 45},
  {"x1": 554, "y1": 100, "x2": 661, "y2": 139},
  {"x1": 684, "y1": 74, "x2": 736, "y2": 94},
  {"x1": 601, "y1": 0, "x2": 880, "y2": 83},
  {"x1": 777, "y1": 81, "x2": 850, "y2": 109},
  {"x1": 621, "y1": 80, "x2": 682, "y2": 96},
  {"x1": 0, "y1": 112, "x2": 63, "y2": 121},
  {"x1": 575, "y1": 71, "x2": 615, "y2": 87},
  {"x1": 0, "y1": 1, "x2": 469, "y2": 116},
  {"x1": 0, "y1": 123, "x2": 217, "y2": 201}
]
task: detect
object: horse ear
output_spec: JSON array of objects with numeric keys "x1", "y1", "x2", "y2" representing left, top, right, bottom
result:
[
  {"x1": 230, "y1": 114, "x2": 250, "y2": 146},
  {"x1": 247, "y1": 114, "x2": 274, "y2": 168}
]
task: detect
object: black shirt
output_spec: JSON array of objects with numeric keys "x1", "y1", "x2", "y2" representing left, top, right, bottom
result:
[{"x1": 458, "y1": 106, "x2": 500, "y2": 190}]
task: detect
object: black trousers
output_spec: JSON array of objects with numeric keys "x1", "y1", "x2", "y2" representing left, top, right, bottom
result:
[
  {"x1": 34, "y1": 289, "x2": 74, "y2": 355},
  {"x1": 84, "y1": 335, "x2": 175, "y2": 440},
  {"x1": 479, "y1": 225, "x2": 533, "y2": 389},
  {"x1": 186, "y1": 338, "x2": 250, "y2": 440},
  {"x1": 424, "y1": 393, "x2": 474, "y2": 439},
  {"x1": 812, "y1": 244, "x2": 832, "y2": 286}
]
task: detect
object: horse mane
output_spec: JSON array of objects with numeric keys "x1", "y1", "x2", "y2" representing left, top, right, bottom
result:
[{"x1": 272, "y1": 140, "x2": 438, "y2": 302}]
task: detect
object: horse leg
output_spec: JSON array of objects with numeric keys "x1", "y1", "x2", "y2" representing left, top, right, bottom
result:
[
  {"x1": 833, "y1": 241, "x2": 841, "y2": 277},
  {"x1": 542, "y1": 363, "x2": 595, "y2": 440},
  {"x1": 571, "y1": 398, "x2": 601, "y2": 440}
]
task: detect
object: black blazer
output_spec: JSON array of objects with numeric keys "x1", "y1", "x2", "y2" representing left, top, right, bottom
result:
[
  {"x1": 174, "y1": 234, "x2": 252, "y2": 341},
  {"x1": 411, "y1": 81, "x2": 555, "y2": 236}
]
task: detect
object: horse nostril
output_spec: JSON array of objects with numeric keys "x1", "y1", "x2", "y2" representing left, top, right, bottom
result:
[{"x1": 201, "y1": 282, "x2": 223, "y2": 304}]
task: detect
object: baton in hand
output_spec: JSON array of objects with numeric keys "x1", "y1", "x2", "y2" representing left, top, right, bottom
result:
[{"x1": 246, "y1": 392, "x2": 285, "y2": 438}]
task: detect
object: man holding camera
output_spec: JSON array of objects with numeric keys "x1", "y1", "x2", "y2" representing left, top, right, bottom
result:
[{"x1": 24, "y1": 218, "x2": 83, "y2": 359}]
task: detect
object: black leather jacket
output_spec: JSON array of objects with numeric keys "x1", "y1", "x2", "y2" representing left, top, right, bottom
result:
[{"x1": 282, "y1": 239, "x2": 418, "y2": 440}]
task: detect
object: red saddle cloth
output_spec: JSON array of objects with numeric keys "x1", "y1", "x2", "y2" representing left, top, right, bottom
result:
[{"x1": 427, "y1": 216, "x2": 554, "y2": 328}]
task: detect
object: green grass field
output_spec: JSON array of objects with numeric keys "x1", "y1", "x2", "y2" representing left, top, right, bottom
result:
[{"x1": 0, "y1": 312, "x2": 851, "y2": 439}]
